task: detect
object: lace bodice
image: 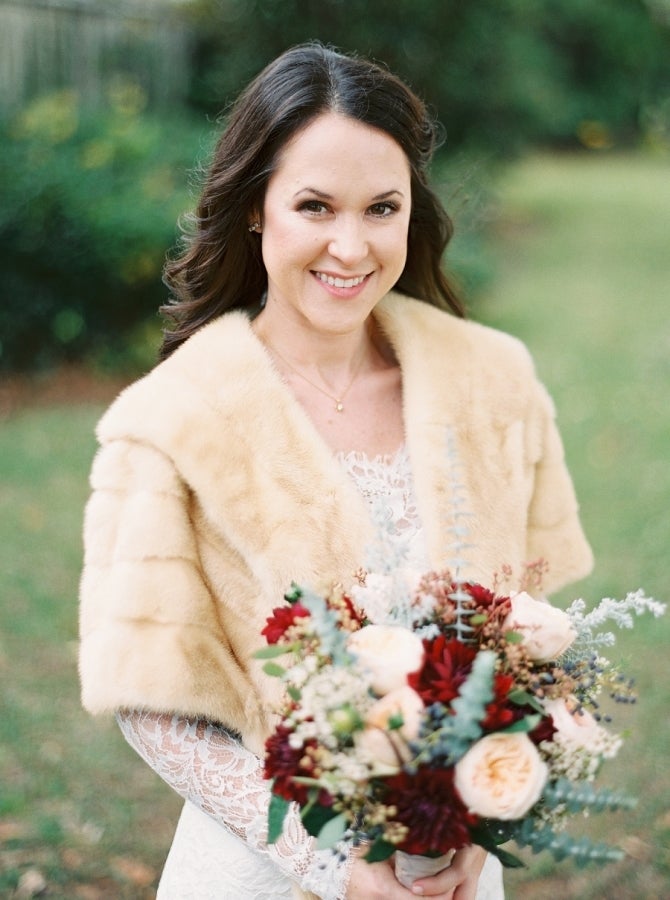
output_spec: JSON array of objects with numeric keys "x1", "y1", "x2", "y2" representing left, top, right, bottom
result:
[
  {"x1": 117, "y1": 448, "x2": 424, "y2": 899},
  {"x1": 337, "y1": 444, "x2": 428, "y2": 570},
  {"x1": 338, "y1": 445, "x2": 421, "y2": 539}
]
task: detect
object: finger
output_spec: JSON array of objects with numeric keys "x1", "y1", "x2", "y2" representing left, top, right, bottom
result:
[{"x1": 408, "y1": 870, "x2": 457, "y2": 897}]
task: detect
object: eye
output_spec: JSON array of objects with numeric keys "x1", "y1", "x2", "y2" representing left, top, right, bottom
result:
[
  {"x1": 297, "y1": 199, "x2": 330, "y2": 215},
  {"x1": 368, "y1": 201, "x2": 399, "y2": 218}
]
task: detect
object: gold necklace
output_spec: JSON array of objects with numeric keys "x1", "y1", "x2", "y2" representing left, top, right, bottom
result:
[{"x1": 266, "y1": 342, "x2": 364, "y2": 413}]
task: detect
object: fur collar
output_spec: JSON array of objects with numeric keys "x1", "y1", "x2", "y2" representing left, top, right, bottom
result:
[{"x1": 97, "y1": 291, "x2": 586, "y2": 591}]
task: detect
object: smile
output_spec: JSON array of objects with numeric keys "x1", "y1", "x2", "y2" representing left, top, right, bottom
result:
[{"x1": 314, "y1": 272, "x2": 368, "y2": 288}]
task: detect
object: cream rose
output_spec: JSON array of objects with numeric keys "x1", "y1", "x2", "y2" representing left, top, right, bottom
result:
[
  {"x1": 504, "y1": 591, "x2": 576, "y2": 662},
  {"x1": 347, "y1": 624, "x2": 425, "y2": 696},
  {"x1": 454, "y1": 732, "x2": 548, "y2": 820}
]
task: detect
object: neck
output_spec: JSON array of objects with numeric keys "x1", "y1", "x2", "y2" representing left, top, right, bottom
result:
[{"x1": 252, "y1": 312, "x2": 375, "y2": 376}]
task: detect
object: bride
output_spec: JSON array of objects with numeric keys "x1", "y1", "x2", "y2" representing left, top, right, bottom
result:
[{"x1": 78, "y1": 42, "x2": 592, "y2": 899}]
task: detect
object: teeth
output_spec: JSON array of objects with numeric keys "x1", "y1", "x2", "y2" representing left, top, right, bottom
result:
[{"x1": 315, "y1": 272, "x2": 367, "y2": 288}]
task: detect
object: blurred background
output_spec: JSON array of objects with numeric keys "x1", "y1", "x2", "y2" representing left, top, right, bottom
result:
[{"x1": 1, "y1": 1, "x2": 669, "y2": 897}]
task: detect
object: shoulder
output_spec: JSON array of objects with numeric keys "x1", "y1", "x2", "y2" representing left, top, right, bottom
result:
[
  {"x1": 95, "y1": 311, "x2": 259, "y2": 444},
  {"x1": 377, "y1": 291, "x2": 539, "y2": 387}
]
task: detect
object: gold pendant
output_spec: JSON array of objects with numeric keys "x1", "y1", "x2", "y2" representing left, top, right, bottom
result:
[{"x1": 335, "y1": 401, "x2": 344, "y2": 412}]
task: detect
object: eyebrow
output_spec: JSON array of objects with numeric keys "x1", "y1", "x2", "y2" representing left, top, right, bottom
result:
[{"x1": 293, "y1": 188, "x2": 405, "y2": 201}]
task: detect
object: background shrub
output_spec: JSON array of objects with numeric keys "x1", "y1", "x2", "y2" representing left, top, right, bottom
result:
[{"x1": 0, "y1": 82, "x2": 207, "y2": 372}]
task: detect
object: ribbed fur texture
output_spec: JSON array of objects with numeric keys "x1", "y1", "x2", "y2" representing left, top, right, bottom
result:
[{"x1": 79, "y1": 292, "x2": 593, "y2": 758}]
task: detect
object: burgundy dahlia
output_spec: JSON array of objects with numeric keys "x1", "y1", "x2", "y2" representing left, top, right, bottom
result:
[
  {"x1": 408, "y1": 636, "x2": 476, "y2": 706},
  {"x1": 384, "y1": 766, "x2": 476, "y2": 854},
  {"x1": 265, "y1": 726, "x2": 317, "y2": 806}
]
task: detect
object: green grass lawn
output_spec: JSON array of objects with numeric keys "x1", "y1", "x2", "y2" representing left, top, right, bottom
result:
[
  {"x1": 1, "y1": 151, "x2": 668, "y2": 898},
  {"x1": 476, "y1": 152, "x2": 670, "y2": 900}
]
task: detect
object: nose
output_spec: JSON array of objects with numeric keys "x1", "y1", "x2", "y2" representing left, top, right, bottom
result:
[{"x1": 327, "y1": 216, "x2": 368, "y2": 266}]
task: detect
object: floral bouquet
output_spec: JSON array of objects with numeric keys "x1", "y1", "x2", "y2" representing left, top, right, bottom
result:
[{"x1": 256, "y1": 566, "x2": 664, "y2": 884}]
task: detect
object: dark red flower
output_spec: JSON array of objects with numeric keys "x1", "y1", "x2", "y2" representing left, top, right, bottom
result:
[
  {"x1": 262, "y1": 602, "x2": 311, "y2": 644},
  {"x1": 408, "y1": 636, "x2": 476, "y2": 706},
  {"x1": 264, "y1": 726, "x2": 319, "y2": 806},
  {"x1": 529, "y1": 713, "x2": 557, "y2": 745},
  {"x1": 383, "y1": 766, "x2": 476, "y2": 854},
  {"x1": 460, "y1": 582, "x2": 501, "y2": 609},
  {"x1": 481, "y1": 673, "x2": 519, "y2": 731}
]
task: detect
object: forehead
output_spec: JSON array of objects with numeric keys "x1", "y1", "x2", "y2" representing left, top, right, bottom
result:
[{"x1": 269, "y1": 112, "x2": 411, "y2": 193}]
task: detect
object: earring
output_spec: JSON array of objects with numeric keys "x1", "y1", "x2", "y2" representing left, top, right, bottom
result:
[{"x1": 248, "y1": 222, "x2": 261, "y2": 232}]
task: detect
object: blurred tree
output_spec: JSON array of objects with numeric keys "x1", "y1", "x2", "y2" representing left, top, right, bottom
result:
[
  {"x1": 0, "y1": 84, "x2": 207, "y2": 372},
  {"x1": 184, "y1": 0, "x2": 670, "y2": 153},
  {"x1": 2, "y1": 0, "x2": 669, "y2": 372}
]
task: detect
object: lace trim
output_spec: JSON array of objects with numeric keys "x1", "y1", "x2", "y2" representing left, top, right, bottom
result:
[
  {"x1": 337, "y1": 444, "x2": 422, "y2": 543},
  {"x1": 117, "y1": 711, "x2": 353, "y2": 899}
]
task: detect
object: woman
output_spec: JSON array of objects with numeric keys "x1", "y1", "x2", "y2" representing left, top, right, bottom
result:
[{"x1": 78, "y1": 43, "x2": 593, "y2": 899}]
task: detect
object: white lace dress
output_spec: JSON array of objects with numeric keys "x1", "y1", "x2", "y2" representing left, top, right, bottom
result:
[{"x1": 118, "y1": 447, "x2": 505, "y2": 900}]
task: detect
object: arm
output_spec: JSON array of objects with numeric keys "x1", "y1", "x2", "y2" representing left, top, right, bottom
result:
[{"x1": 117, "y1": 709, "x2": 353, "y2": 900}]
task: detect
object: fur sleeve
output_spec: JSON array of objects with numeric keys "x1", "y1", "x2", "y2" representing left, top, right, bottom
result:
[
  {"x1": 78, "y1": 437, "x2": 261, "y2": 737},
  {"x1": 524, "y1": 379, "x2": 593, "y2": 594}
]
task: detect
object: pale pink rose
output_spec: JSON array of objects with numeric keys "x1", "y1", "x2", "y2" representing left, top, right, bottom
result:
[
  {"x1": 454, "y1": 733, "x2": 548, "y2": 820},
  {"x1": 504, "y1": 591, "x2": 576, "y2": 662},
  {"x1": 347, "y1": 625, "x2": 425, "y2": 696},
  {"x1": 543, "y1": 697, "x2": 609, "y2": 747},
  {"x1": 365, "y1": 686, "x2": 424, "y2": 740},
  {"x1": 354, "y1": 686, "x2": 424, "y2": 773},
  {"x1": 354, "y1": 727, "x2": 406, "y2": 774}
]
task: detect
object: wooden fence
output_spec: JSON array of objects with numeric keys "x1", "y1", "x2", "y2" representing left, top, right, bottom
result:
[{"x1": 0, "y1": 0, "x2": 193, "y2": 113}]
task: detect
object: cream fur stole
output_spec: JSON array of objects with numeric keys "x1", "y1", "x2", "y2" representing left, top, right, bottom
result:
[{"x1": 78, "y1": 290, "x2": 592, "y2": 736}]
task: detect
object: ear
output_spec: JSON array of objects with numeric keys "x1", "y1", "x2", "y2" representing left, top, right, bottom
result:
[{"x1": 247, "y1": 211, "x2": 262, "y2": 233}]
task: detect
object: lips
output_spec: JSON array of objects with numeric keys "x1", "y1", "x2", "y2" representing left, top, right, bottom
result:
[{"x1": 314, "y1": 271, "x2": 368, "y2": 289}]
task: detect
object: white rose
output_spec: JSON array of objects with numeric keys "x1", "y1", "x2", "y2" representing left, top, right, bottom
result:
[
  {"x1": 454, "y1": 733, "x2": 548, "y2": 820},
  {"x1": 347, "y1": 624, "x2": 425, "y2": 696},
  {"x1": 543, "y1": 697, "x2": 609, "y2": 748},
  {"x1": 504, "y1": 591, "x2": 576, "y2": 662}
]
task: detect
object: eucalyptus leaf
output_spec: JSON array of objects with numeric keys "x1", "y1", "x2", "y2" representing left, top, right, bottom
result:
[
  {"x1": 263, "y1": 661, "x2": 286, "y2": 678},
  {"x1": 504, "y1": 630, "x2": 524, "y2": 644},
  {"x1": 254, "y1": 643, "x2": 295, "y2": 659},
  {"x1": 507, "y1": 689, "x2": 545, "y2": 713},
  {"x1": 302, "y1": 802, "x2": 340, "y2": 838},
  {"x1": 502, "y1": 714, "x2": 542, "y2": 734},
  {"x1": 316, "y1": 812, "x2": 348, "y2": 849},
  {"x1": 364, "y1": 838, "x2": 397, "y2": 863},
  {"x1": 268, "y1": 793, "x2": 290, "y2": 844}
]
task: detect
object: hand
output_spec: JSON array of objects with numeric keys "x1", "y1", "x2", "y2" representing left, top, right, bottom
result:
[
  {"x1": 345, "y1": 845, "x2": 488, "y2": 900},
  {"x1": 345, "y1": 856, "x2": 416, "y2": 899},
  {"x1": 408, "y1": 845, "x2": 488, "y2": 899}
]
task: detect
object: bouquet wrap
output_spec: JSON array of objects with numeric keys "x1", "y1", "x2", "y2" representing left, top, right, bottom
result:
[{"x1": 395, "y1": 849, "x2": 455, "y2": 888}]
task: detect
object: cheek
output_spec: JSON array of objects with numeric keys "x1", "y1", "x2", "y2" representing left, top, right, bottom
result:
[
  {"x1": 262, "y1": 220, "x2": 323, "y2": 269},
  {"x1": 381, "y1": 227, "x2": 409, "y2": 272}
]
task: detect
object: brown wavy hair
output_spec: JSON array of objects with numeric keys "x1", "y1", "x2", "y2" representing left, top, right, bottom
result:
[{"x1": 160, "y1": 42, "x2": 464, "y2": 359}]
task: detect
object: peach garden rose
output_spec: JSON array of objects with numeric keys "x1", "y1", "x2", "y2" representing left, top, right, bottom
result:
[{"x1": 454, "y1": 732, "x2": 548, "y2": 820}]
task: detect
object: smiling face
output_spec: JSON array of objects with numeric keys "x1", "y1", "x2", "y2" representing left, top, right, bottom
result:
[{"x1": 257, "y1": 112, "x2": 412, "y2": 340}]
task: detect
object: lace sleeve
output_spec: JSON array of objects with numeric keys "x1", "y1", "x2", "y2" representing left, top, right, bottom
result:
[{"x1": 116, "y1": 710, "x2": 353, "y2": 900}]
